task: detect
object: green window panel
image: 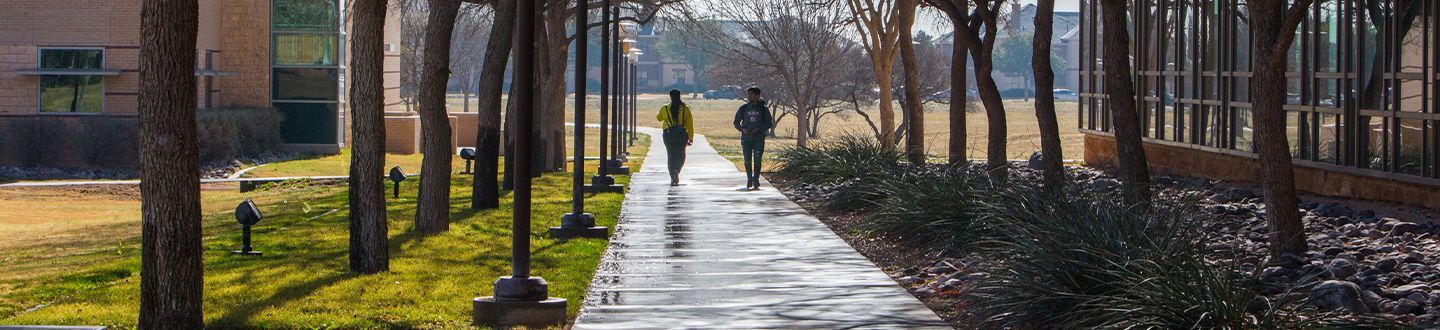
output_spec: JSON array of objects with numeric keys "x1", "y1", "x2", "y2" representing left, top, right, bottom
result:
[
  {"x1": 274, "y1": 102, "x2": 337, "y2": 144},
  {"x1": 39, "y1": 49, "x2": 104, "y2": 113},
  {"x1": 272, "y1": 0, "x2": 338, "y2": 32},
  {"x1": 272, "y1": 67, "x2": 338, "y2": 101},
  {"x1": 41, "y1": 49, "x2": 102, "y2": 69},
  {"x1": 273, "y1": 33, "x2": 338, "y2": 66}
]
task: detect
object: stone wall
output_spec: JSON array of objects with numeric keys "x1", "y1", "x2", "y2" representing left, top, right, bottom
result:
[{"x1": 1084, "y1": 133, "x2": 1440, "y2": 211}]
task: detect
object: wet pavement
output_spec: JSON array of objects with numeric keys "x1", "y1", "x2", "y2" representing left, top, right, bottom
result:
[{"x1": 573, "y1": 129, "x2": 948, "y2": 329}]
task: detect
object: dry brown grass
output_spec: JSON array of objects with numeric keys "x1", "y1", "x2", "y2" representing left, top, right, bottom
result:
[
  {"x1": 550, "y1": 94, "x2": 1083, "y2": 168},
  {"x1": 449, "y1": 93, "x2": 1083, "y2": 162}
]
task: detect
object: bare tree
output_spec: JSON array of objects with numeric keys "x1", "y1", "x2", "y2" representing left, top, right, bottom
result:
[
  {"x1": 472, "y1": 0, "x2": 514, "y2": 210},
  {"x1": 527, "y1": 0, "x2": 673, "y2": 172},
  {"x1": 1031, "y1": 0, "x2": 1063, "y2": 194},
  {"x1": 450, "y1": 5, "x2": 493, "y2": 113},
  {"x1": 1099, "y1": 0, "x2": 1151, "y2": 206},
  {"x1": 924, "y1": 0, "x2": 971, "y2": 165},
  {"x1": 896, "y1": 0, "x2": 923, "y2": 164},
  {"x1": 414, "y1": 0, "x2": 462, "y2": 233},
  {"x1": 137, "y1": 0, "x2": 202, "y2": 327},
  {"x1": 967, "y1": 0, "x2": 1009, "y2": 181},
  {"x1": 1248, "y1": 0, "x2": 1316, "y2": 258},
  {"x1": 348, "y1": 0, "x2": 391, "y2": 273},
  {"x1": 398, "y1": 3, "x2": 427, "y2": 112},
  {"x1": 844, "y1": 0, "x2": 904, "y2": 147},
  {"x1": 656, "y1": 18, "x2": 721, "y2": 96},
  {"x1": 680, "y1": 0, "x2": 852, "y2": 149}
]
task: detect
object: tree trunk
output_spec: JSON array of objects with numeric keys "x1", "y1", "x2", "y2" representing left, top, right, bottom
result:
[
  {"x1": 415, "y1": 0, "x2": 460, "y2": 234},
  {"x1": 1249, "y1": 0, "x2": 1307, "y2": 258},
  {"x1": 875, "y1": 68, "x2": 897, "y2": 147},
  {"x1": 540, "y1": 5, "x2": 570, "y2": 172},
  {"x1": 898, "y1": 0, "x2": 924, "y2": 165},
  {"x1": 472, "y1": 0, "x2": 515, "y2": 210},
  {"x1": 1032, "y1": 0, "x2": 1065, "y2": 194},
  {"x1": 948, "y1": 26, "x2": 968, "y2": 165},
  {"x1": 971, "y1": 51, "x2": 1008, "y2": 182},
  {"x1": 796, "y1": 106, "x2": 811, "y2": 149},
  {"x1": 1100, "y1": 0, "x2": 1152, "y2": 206},
  {"x1": 348, "y1": 0, "x2": 390, "y2": 274},
  {"x1": 137, "y1": 0, "x2": 202, "y2": 327}
]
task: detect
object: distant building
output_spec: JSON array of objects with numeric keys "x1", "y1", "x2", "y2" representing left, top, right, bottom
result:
[
  {"x1": 0, "y1": 0, "x2": 409, "y2": 167},
  {"x1": 935, "y1": 4, "x2": 1082, "y2": 94},
  {"x1": 576, "y1": 19, "x2": 700, "y2": 94}
]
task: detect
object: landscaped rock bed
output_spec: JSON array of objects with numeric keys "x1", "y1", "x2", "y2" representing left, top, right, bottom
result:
[{"x1": 775, "y1": 164, "x2": 1440, "y2": 326}]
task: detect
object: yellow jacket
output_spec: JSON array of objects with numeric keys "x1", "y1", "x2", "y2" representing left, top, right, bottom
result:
[{"x1": 657, "y1": 103, "x2": 695, "y2": 141}]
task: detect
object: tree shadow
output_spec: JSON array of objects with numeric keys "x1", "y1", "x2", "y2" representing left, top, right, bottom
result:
[{"x1": 208, "y1": 253, "x2": 356, "y2": 327}]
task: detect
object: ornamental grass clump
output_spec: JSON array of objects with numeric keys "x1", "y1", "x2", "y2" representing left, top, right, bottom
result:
[
  {"x1": 858, "y1": 165, "x2": 995, "y2": 251},
  {"x1": 774, "y1": 134, "x2": 903, "y2": 185},
  {"x1": 970, "y1": 185, "x2": 1407, "y2": 329}
]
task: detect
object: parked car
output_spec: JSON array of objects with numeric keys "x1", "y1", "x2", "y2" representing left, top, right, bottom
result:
[
  {"x1": 703, "y1": 87, "x2": 741, "y2": 100},
  {"x1": 1053, "y1": 89, "x2": 1079, "y2": 101},
  {"x1": 926, "y1": 90, "x2": 949, "y2": 102}
]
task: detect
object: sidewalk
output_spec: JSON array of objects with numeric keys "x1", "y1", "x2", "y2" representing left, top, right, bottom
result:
[{"x1": 573, "y1": 128, "x2": 948, "y2": 329}]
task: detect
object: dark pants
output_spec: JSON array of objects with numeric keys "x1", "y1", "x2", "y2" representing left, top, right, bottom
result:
[
  {"x1": 663, "y1": 129, "x2": 687, "y2": 179},
  {"x1": 741, "y1": 136, "x2": 765, "y2": 183}
]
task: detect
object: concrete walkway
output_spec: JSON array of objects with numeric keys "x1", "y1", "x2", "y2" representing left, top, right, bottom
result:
[{"x1": 573, "y1": 128, "x2": 948, "y2": 329}]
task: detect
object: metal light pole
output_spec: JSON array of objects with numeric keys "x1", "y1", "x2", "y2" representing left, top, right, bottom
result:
[
  {"x1": 609, "y1": 15, "x2": 622, "y2": 165},
  {"x1": 618, "y1": 52, "x2": 628, "y2": 156},
  {"x1": 624, "y1": 56, "x2": 636, "y2": 146},
  {"x1": 473, "y1": 0, "x2": 567, "y2": 326},
  {"x1": 603, "y1": 12, "x2": 630, "y2": 175},
  {"x1": 553, "y1": 0, "x2": 607, "y2": 239},
  {"x1": 587, "y1": 0, "x2": 620, "y2": 193}
]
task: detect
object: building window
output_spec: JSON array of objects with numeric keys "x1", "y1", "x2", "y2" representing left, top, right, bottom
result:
[
  {"x1": 272, "y1": 0, "x2": 338, "y2": 32},
  {"x1": 38, "y1": 49, "x2": 104, "y2": 113},
  {"x1": 272, "y1": 68, "x2": 339, "y2": 101},
  {"x1": 273, "y1": 33, "x2": 339, "y2": 66},
  {"x1": 272, "y1": 0, "x2": 341, "y2": 145}
]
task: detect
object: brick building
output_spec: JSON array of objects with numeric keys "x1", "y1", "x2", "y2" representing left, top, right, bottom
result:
[
  {"x1": 0, "y1": 0, "x2": 407, "y2": 167},
  {"x1": 1077, "y1": 1, "x2": 1439, "y2": 209}
]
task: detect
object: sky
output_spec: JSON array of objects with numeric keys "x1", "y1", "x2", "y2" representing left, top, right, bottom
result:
[{"x1": 915, "y1": 0, "x2": 1082, "y2": 36}]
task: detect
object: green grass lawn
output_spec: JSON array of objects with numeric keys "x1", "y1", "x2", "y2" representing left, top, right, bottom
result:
[
  {"x1": 245, "y1": 127, "x2": 623, "y2": 178},
  {"x1": 0, "y1": 136, "x2": 648, "y2": 329}
]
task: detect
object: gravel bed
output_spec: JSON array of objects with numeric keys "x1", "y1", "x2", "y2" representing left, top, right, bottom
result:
[{"x1": 775, "y1": 164, "x2": 1440, "y2": 326}]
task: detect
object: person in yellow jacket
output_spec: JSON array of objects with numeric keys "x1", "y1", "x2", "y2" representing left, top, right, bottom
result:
[{"x1": 657, "y1": 89, "x2": 694, "y2": 186}]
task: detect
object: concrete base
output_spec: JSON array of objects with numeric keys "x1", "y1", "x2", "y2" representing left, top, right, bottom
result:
[
  {"x1": 605, "y1": 166, "x2": 631, "y2": 175},
  {"x1": 551, "y1": 212, "x2": 609, "y2": 239},
  {"x1": 586, "y1": 175, "x2": 624, "y2": 193},
  {"x1": 549, "y1": 226, "x2": 609, "y2": 239},
  {"x1": 230, "y1": 250, "x2": 263, "y2": 256},
  {"x1": 560, "y1": 212, "x2": 596, "y2": 227},
  {"x1": 584, "y1": 184, "x2": 625, "y2": 193},
  {"x1": 471, "y1": 297, "x2": 567, "y2": 328}
]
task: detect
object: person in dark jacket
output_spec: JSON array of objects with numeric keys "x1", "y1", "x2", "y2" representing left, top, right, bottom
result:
[
  {"x1": 733, "y1": 86, "x2": 773, "y2": 190},
  {"x1": 657, "y1": 89, "x2": 694, "y2": 186}
]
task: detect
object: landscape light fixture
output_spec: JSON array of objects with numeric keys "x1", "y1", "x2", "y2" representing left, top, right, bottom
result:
[
  {"x1": 459, "y1": 148, "x2": 477, "y2": 174},
  {"x1": 389, "y1": 166, "x2": 406, "y2": 198},
  {"x1": 231, "y1": 199, "x2": 263, "y2": 256}
]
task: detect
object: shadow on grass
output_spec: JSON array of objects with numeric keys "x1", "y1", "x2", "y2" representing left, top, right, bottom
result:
[{"x1": 209, "y1": 257, "x2": 356, "y2": 327}]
